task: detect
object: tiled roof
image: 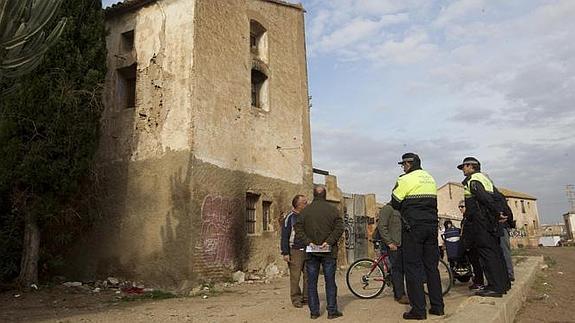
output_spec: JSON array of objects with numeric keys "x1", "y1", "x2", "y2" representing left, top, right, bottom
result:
[
  {"x1": 105, "y1": 0, "x2": 157, "y2": 18},
  {"x1": 105, "y1": 0, "x2": 303, "y2": 17},
  {"x1": 498, "y1": 187, "x2": 537, "y2": 200}
]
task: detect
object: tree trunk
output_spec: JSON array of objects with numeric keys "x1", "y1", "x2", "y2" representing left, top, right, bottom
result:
[{"x1": 17, "y1": 212, "x2": 40, "y2": 287}]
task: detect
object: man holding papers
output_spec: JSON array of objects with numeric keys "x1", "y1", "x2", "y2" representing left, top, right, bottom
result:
[{"x1": 295, "y1": 186, "x2": 344, "y2": 320}]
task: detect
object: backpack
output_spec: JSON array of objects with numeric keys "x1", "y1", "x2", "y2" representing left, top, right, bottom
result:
[{"x1": 493, "y1": 187, "x2": 516, "y2": 229}]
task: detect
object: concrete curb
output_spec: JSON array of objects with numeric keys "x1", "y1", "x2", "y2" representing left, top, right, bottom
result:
[{"x1": 445, "y1": 256, "x2": 543, "y2": 323}]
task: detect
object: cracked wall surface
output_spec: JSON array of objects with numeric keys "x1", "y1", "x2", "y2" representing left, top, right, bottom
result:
[
  {"x1": 100, "y1": 0, "x2": 195, "y2": 162},
  {"x1": 191, "y1": 0, "x2": 312, "y2": 186}
]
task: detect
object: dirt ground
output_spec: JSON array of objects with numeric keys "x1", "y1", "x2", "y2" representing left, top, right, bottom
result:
[
  {"x1": 1, "y1": 268, "x2": 473, "y2": 323},
  {"x1": 514, "y1": 246, "x2": 575, "y2": 323},
  {"x1": 1, "y1": 248, "x2": 571, "y2": 323}
]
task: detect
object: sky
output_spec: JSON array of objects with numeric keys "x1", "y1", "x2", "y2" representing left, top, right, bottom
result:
[{"x1": 102, "y1": 0, "x2": 575, "y2": 224}]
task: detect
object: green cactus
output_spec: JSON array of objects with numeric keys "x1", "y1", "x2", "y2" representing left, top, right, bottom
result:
[{"x1": 0, "y1": 0, "x2": 66, "y2": 80}]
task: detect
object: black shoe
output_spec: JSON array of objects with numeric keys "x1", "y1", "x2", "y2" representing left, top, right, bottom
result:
[
  {"x1": 403, "y1": 312, "x2": 427, "y2": 320},
  {"x1": 293, "y1": 302, "x2": 303, "y2": 308},
  {"x1": 475, "y1": 289, "x2": 503, "y2": 298},
  {"x1": 328, "y1": 311, "x2": 343, "y2": 319},
  {"x1": 429, "y1": 308, "x2": 445, "y2": 316},
  {"x1": 310, "y1": 313, "x2": 320, "y2": 319}
]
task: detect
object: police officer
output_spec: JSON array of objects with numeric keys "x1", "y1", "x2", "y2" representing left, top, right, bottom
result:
[
  {"x1": 391, "y1": 153, "x2": 444, "y2": 320},
  {"x1": 457, "y1": 156, "x2": 510, "y2": 297}
]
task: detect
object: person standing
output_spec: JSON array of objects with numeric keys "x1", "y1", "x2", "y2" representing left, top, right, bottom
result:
[
  {"x1": 391, "y1": 153, "x2": 444, "y2": 320},
  {"x1": 457, "y1": 157, "x2": 510, "y2": 297},
  {"x1": 295, "y1": 186, "x2": 344, "y2": 320},
  {"x1": 377, "y1": 203, "x2": 408, "y2": 304},
  {"x1": 494, "y1": 188, "x2": 515, "y2": 282},
  {"x1": 280, "y1": 194, "x2": 308, "y2": 307},
  {"x1": 459, "y1": 201, "x2": 485, "y2": 290}
]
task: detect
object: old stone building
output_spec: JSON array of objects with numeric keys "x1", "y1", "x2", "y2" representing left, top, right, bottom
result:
[
  {"x1": 498, "y1": 188, "x2": 540, "y2": 236},
  {"x1": 72, "y1": 0, "x2": 312, "y2": 285}
]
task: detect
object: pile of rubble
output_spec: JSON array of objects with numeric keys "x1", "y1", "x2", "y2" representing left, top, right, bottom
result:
[
  {"x1": 60, "y1": 276, "x2": 155, "y2": 296},
  {"x1": 230, "y1": 262, "x2": 282, "y2": 285},
  {"x1": 55, "y1": 262, "x2": 284, "y2": 299}
]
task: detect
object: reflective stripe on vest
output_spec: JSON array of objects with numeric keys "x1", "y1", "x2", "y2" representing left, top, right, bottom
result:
[
  {"x1": 392, "y1": 169, "x2": 437, "y2": 202},
  {"x1": 464, "y1": 172, "x2": 494, "y2": 197}
]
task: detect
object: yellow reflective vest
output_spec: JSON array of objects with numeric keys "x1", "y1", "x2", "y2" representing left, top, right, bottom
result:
[{"x1": 391, "y1": 169, "x2": 438, "y2": 225}]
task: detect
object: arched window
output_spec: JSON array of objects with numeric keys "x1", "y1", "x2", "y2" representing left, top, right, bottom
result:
[
  {"x1": 250, "y1": 19, "x2": 270, "y2": 111},
  {"x1": 251, "y1": 69, "x2": 268, "y2": 110},
  {"x1": 250, "y1": 20, "x2": 268, "y2": 61}
]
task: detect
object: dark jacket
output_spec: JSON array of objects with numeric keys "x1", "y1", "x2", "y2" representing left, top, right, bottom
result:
[
  {"x1": 294, "y1": 196, "x2": 344, "y2": 258},
  {"x1": 462, "y1": 173, "x2": 503, "y2": 236},
  {"x1": 280, "y1": 210, "x2": 306, "y2": 255},
  {"x1": 377, "y1": 204, "x2": 402, "y2": 246}
]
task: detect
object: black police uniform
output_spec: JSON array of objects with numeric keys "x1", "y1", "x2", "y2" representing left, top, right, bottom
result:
[
  {"x1": 391, "y1": 154, "x2": 444, "y2": 318},
  {"x1": 462, "y1": 171, "x2": 510, "y2": 295}
]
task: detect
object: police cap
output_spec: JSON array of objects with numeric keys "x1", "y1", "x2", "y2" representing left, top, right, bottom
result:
[
  {"x1": 398, "y1": 152, "x2": 420, "y2": 165},
  {"x1": 457, "y1": 156, "x2": 481, "y2": 170}
]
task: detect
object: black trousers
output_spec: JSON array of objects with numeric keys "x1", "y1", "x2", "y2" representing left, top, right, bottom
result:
[
  {"x1": 387, "y1": 246, "x2": 406, "y2": 299},
  {"x1": 403, "y1": 225, "x2": 444, "y2": 315},
  {"x1": 473, "y1": 229, "x2": 509, "y2": 293},
  {"x1": 467, "y1": 247, "x2": 484, "y2": 285}
]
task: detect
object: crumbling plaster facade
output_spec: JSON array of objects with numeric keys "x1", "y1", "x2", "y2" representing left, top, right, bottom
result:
[{"x1": 74, "y1": 0, "x2": 312, "y2": 286}]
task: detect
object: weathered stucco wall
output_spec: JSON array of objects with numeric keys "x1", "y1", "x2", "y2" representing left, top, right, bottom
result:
[
  {"x1": 189, "y1": 158, "x2": 309, "y2": 277},
  {"x1": 75, "y1": 0, "x2": 200, "y2": 285},
  {"x1": 100, "y1": 0, "x2": 195, "y2": 162},
  {"x1": 191, "y1": 0, "x2": 312, "y2": 186},
  {"x1": 186, "y1": 0, "x2": 313, "y2": 276}
]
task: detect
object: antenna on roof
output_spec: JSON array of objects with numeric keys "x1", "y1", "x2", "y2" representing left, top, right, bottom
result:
[{"x1": 567, "y1": 184, "x2": 575, "y2": 213}]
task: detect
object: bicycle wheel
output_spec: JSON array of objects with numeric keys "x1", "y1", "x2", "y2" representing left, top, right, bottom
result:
[
  {"x1": 346, "y1": 258, "x2": 387, "y2": 299},
  {"x1": 424, "y1": 258, "x2": 453, "y2": 296}
]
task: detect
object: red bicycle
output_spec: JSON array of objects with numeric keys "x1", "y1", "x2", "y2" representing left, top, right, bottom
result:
[{"x1": 346, "y1": 240, "x2": 453, "y2": 299}]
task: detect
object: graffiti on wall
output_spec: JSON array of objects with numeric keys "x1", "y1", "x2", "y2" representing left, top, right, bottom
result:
[{"x1": 194, "y1": 195, "x2": 242, "y2": 268}]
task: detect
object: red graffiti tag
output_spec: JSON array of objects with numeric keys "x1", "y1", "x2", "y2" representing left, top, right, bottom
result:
[{"x1": 195, "y1": 195, "x2": 241, "y2": 268}]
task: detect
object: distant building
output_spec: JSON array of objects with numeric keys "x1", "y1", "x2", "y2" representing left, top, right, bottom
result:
[
  {"x1": 540, "y1": 223, "x2": 567, "y2": 237},
  {"x1": 498, "y1": 188, "x2": 540, "y2": 237}
]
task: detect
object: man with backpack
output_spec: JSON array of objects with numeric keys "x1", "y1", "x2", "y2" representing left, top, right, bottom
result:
[{"x1": 458, "y1": 157, "x2": 510, "y2": 297}]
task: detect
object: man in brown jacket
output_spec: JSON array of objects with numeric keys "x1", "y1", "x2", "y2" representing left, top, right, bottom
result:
[{"x1": 295, "y1": 186, "x2": 344, "y2": 320}]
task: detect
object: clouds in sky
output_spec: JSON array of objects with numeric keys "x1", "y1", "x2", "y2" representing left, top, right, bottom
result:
[{"x1": 301, "y1": 0, "x2": 575, "y2": 223}]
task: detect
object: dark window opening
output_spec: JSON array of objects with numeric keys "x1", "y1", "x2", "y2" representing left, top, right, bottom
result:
[
  {"x1": 121, "y1": 30, "x2": 135, "y2": 52},
  {"x1": 263, "y1": 201, "x2": 272, "y2": 232},
  {"x1": 250, "y1": 34, "x2": 257, "y2": 52},
  {"x1": 117, "y1": 64, "x2": 137, "y2": 109},
  {"x1": 250, "y1": 20, "x2": 266, "y2": 56},
  {"x1": 520, "y1": 200, "x2": 526, "y2": 214},
  {"x1": 251, "y1": 69, "x2": 267, "y2": 109},
  {"x1": 246, "y1": 193, "x2": 259, "y2": 234}
]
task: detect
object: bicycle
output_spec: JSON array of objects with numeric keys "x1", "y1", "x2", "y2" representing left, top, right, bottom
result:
[{"x1": 346, "y1": 240, "x2": 453, "y2": 299}]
